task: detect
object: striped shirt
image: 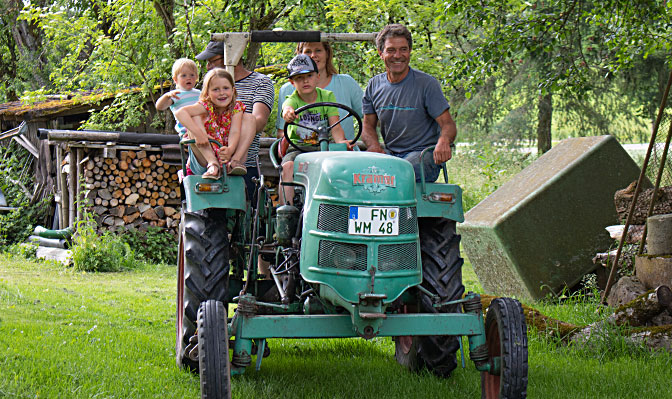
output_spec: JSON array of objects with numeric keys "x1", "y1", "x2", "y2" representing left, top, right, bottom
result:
[
  {"x1": 169, "y1": 88, "x2": 201, "y2": 136},
  {"x1": 235, "y1": 72, "x2": 275, "y2": 167}
]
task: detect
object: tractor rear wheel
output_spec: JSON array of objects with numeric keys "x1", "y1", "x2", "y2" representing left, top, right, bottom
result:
[
  {"x1": 198, "y1": 300, "x2": 231, "y2": 399},
  {"x1": 176, "y1": 208, "x2": 231, "y2": 370},
  {"x1": 395, "y1": 217, "x2": 465, "y2": 377},
  {"x1": 481, "y1": 297, "x2": 528, "y2": 399}
]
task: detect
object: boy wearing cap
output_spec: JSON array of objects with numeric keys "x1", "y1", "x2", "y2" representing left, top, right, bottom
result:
[{"x1": 278, "y1": 54, "x2": 351, "y2": 204}]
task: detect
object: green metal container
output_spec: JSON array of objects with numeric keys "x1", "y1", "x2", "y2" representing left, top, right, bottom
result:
[{"x1": 459, "y1": 136, "x2": 643, "y2": 300}]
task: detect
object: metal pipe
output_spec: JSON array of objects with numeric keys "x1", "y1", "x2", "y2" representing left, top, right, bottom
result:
[
  {"x1": 637, "y1": 119, "x2": 672, "y2": 255},
  {"x1": 601, "y1": 68, "x2": 672, "y2": 303},
  {"x1": 269, "y1": 264, "x2": 289, "y2": 304}
]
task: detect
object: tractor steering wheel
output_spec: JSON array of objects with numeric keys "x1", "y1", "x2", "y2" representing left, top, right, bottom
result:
[{"x1": 282, "y1": 102, "x2": 362, "y2": 153}]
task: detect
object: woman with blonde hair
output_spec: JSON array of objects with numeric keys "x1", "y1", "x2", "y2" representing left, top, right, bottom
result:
[{"x1": 275, "y1": 42, "x2": 363, "y2": 140}]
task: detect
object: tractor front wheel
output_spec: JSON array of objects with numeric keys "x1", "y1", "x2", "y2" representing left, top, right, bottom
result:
[
  {"x1": 481, "y1": 297, "x2": 528, "y2": 399},
  {"x1": 176, "y1": 208, "x2": 231, "y2": 371},
  {"x1": 198, "y1": 300, "x2": 231, "y2": 399}
]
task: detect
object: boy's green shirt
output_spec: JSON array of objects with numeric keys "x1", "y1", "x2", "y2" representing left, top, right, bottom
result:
[{"x1": 282, "y1": 87, "x2": 339, "y2": 146}]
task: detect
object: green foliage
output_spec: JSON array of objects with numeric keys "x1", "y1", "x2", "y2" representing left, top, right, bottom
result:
[
  {"x1": 81, "y1": 90, "x2": 153, "y2": 131},
  {"x1": 70, "y1": 216, "x2": 139, "y2": 272},
  {"x1": 120, "y1": 227, "x2": 177, "y2": 265},
  {"x1": 449, "y1": 145, "x2": 532, "y2": 211},
  {"x1": 3, "y1": 243, "x2": 38, "y2": 260},
  {"x1": 0, "y1": 202, "x2": 52, "y2": 250}
]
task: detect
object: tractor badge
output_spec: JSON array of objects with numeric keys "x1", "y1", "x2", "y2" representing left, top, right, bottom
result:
[{"x1": 353, "y1": 166, "x2": 396, "y2": 193}]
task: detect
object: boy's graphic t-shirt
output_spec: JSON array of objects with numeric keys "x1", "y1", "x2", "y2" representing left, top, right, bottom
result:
[{"x1": 282, "y1": 87, "x2": 339, "y2": 146}]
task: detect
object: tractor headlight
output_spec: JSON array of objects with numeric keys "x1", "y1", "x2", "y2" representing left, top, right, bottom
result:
[
  {"x1": 428, "y1": 192, "x2": 454, "y2": 203},
  {"x1": 332, "y1": 246, "x2": 358, "y2": 270}
]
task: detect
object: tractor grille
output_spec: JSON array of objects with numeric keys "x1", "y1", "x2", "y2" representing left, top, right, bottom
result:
[
  {"x1": 317, "y1": 204, "x2": 418, "y2": 234},
  {"x1": 378, "y1": 242, "x2": 418, "y2": 271},
  {"x1": 318, "y1": 240, "x2": 368, "y2": 271}
]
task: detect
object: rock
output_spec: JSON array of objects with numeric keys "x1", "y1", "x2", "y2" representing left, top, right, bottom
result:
[
  {"x1": 607, "y1": 275, "x2": 646, "y2": 308},
  {"x1": 605, "y1": 224, "x2": 645, "y2": 244},
  {"x1": 635, "y1": 255, "x2": 672, "y2": 290},
  {"x1": 125, "y1": 193, "x2": 140, "y2": 205},
  {"x1": 615, "y1": 184, "x2": 672, "y2": 225}
]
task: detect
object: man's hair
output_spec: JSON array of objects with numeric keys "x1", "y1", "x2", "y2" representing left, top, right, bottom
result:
[
  {"x1": 172, "y1": 58, "x2": 199, "y2": 79},
  {"x1": 200, "y1": 68, "x2": 237, "y2": 113},
  {"x1": 376, "y1": 24, "x2": 413, "y2": 53},
  {"x1": 296, "y1": 42, "x2": 338, "y2": 77}
]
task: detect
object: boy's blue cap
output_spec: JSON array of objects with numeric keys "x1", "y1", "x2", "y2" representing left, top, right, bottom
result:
[{"x1": 288, "y1": 54, "x2": 318, "y2": 78}]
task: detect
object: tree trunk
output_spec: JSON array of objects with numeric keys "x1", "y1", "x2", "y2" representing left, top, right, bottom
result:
[
  {"x1": 8, "y1": 0, "x2": 48, "y2": 88},
  {"x1": 536, "y1": 91, "x2": 553, "y2": 154},
  {"x1": 153, "y1": 0, "x2": 178, "y2": 59}
]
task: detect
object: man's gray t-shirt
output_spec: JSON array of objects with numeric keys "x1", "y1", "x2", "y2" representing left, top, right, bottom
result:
[{"x1": 362, "y1": 68, "x2": 450, "y2": 154}]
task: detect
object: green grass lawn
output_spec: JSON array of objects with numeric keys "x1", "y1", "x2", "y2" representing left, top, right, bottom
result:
[{"x1": 1, "y1": 255, "x2": 671, "y2": 398}]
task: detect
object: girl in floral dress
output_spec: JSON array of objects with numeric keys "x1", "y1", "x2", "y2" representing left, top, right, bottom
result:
[{"x1": 176, "y1": 68, "x2": 247, "y2": 178}]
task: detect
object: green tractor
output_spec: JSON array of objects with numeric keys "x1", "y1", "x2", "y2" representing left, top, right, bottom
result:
[{"x1": 175, "y1": 31, "x2": 528, "y2": 399}]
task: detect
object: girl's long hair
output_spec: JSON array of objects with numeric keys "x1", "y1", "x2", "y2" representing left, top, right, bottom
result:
[
  {"x1": 200, "y1": 68, "x2": 237, "y2": 114},
  {"x1": 296, "y1": 42, "x2": 338, "y2": 77}
]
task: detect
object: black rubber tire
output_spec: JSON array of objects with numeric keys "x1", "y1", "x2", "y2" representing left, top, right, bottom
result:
[
  {"x1": 198, "y1": 300, "x2": 231, "y2": 399},
  {"x1": 176, "y1": 219, "x2": 199, "y2": 371},
  {"x1": 395, "y1": 217, "x2": 465, "y2": 377},
  {"x1": 177, "y1": 208, "x2": 230, "y2": 370},
  {"x1": 481, "y1": 298, "x2": 528, "y2": 399}
]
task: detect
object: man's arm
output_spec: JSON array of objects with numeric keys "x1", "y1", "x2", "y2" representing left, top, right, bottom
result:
[
  {"x1": 433, "y1": 109, "x2": 457, "y2": 164},
  {"x1": 251, "y1": 102, "x2": 271, "y2": 133},
  {"x1": 361, "y1": 113, "x2": 384, "y2": 153}
]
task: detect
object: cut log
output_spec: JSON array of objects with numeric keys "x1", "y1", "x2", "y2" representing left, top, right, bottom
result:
[
  {"x1": 110, "y1": 206, "x2": 125, "y2": 218},
  {"x1": 123, "y1": 212, "x2": 141, "y2": 224},
  {"x1": 125, "y1": 193, "x2": 140, "y2": 205},
  {"x1": 142, "y1": 207, "x2": 159, "y2": 221}
]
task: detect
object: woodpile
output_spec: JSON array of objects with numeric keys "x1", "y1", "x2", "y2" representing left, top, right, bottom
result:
[{"x1": 83, "y1": 149, "x2": 181, "y2": 235}]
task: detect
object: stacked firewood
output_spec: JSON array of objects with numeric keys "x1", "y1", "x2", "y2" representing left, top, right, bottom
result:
[{"x1": 85, "y1": 150, "x2": 182, "y2": 234}]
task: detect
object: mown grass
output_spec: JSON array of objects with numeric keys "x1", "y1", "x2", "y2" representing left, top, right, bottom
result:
[{"x1": 2, "y1": 256, "x2": 671, "y2": 399}]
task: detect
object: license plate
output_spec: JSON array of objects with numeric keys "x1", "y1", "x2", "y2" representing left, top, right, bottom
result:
[{"x1": 348, "y1": 206, "x2": 399, "y2": 236}]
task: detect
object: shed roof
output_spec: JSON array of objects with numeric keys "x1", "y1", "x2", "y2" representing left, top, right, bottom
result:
[{"x1": 0, "y1": 83, "x2": 170, "y2": 122}]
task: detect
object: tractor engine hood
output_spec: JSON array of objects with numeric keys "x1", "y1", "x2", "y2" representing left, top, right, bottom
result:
[
  {"x1": 292, "y1": 151, "x2": 422, "y2": 307},
  {"x1": 293, "y1": 151, "x2": 416, "y2": 205}
]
